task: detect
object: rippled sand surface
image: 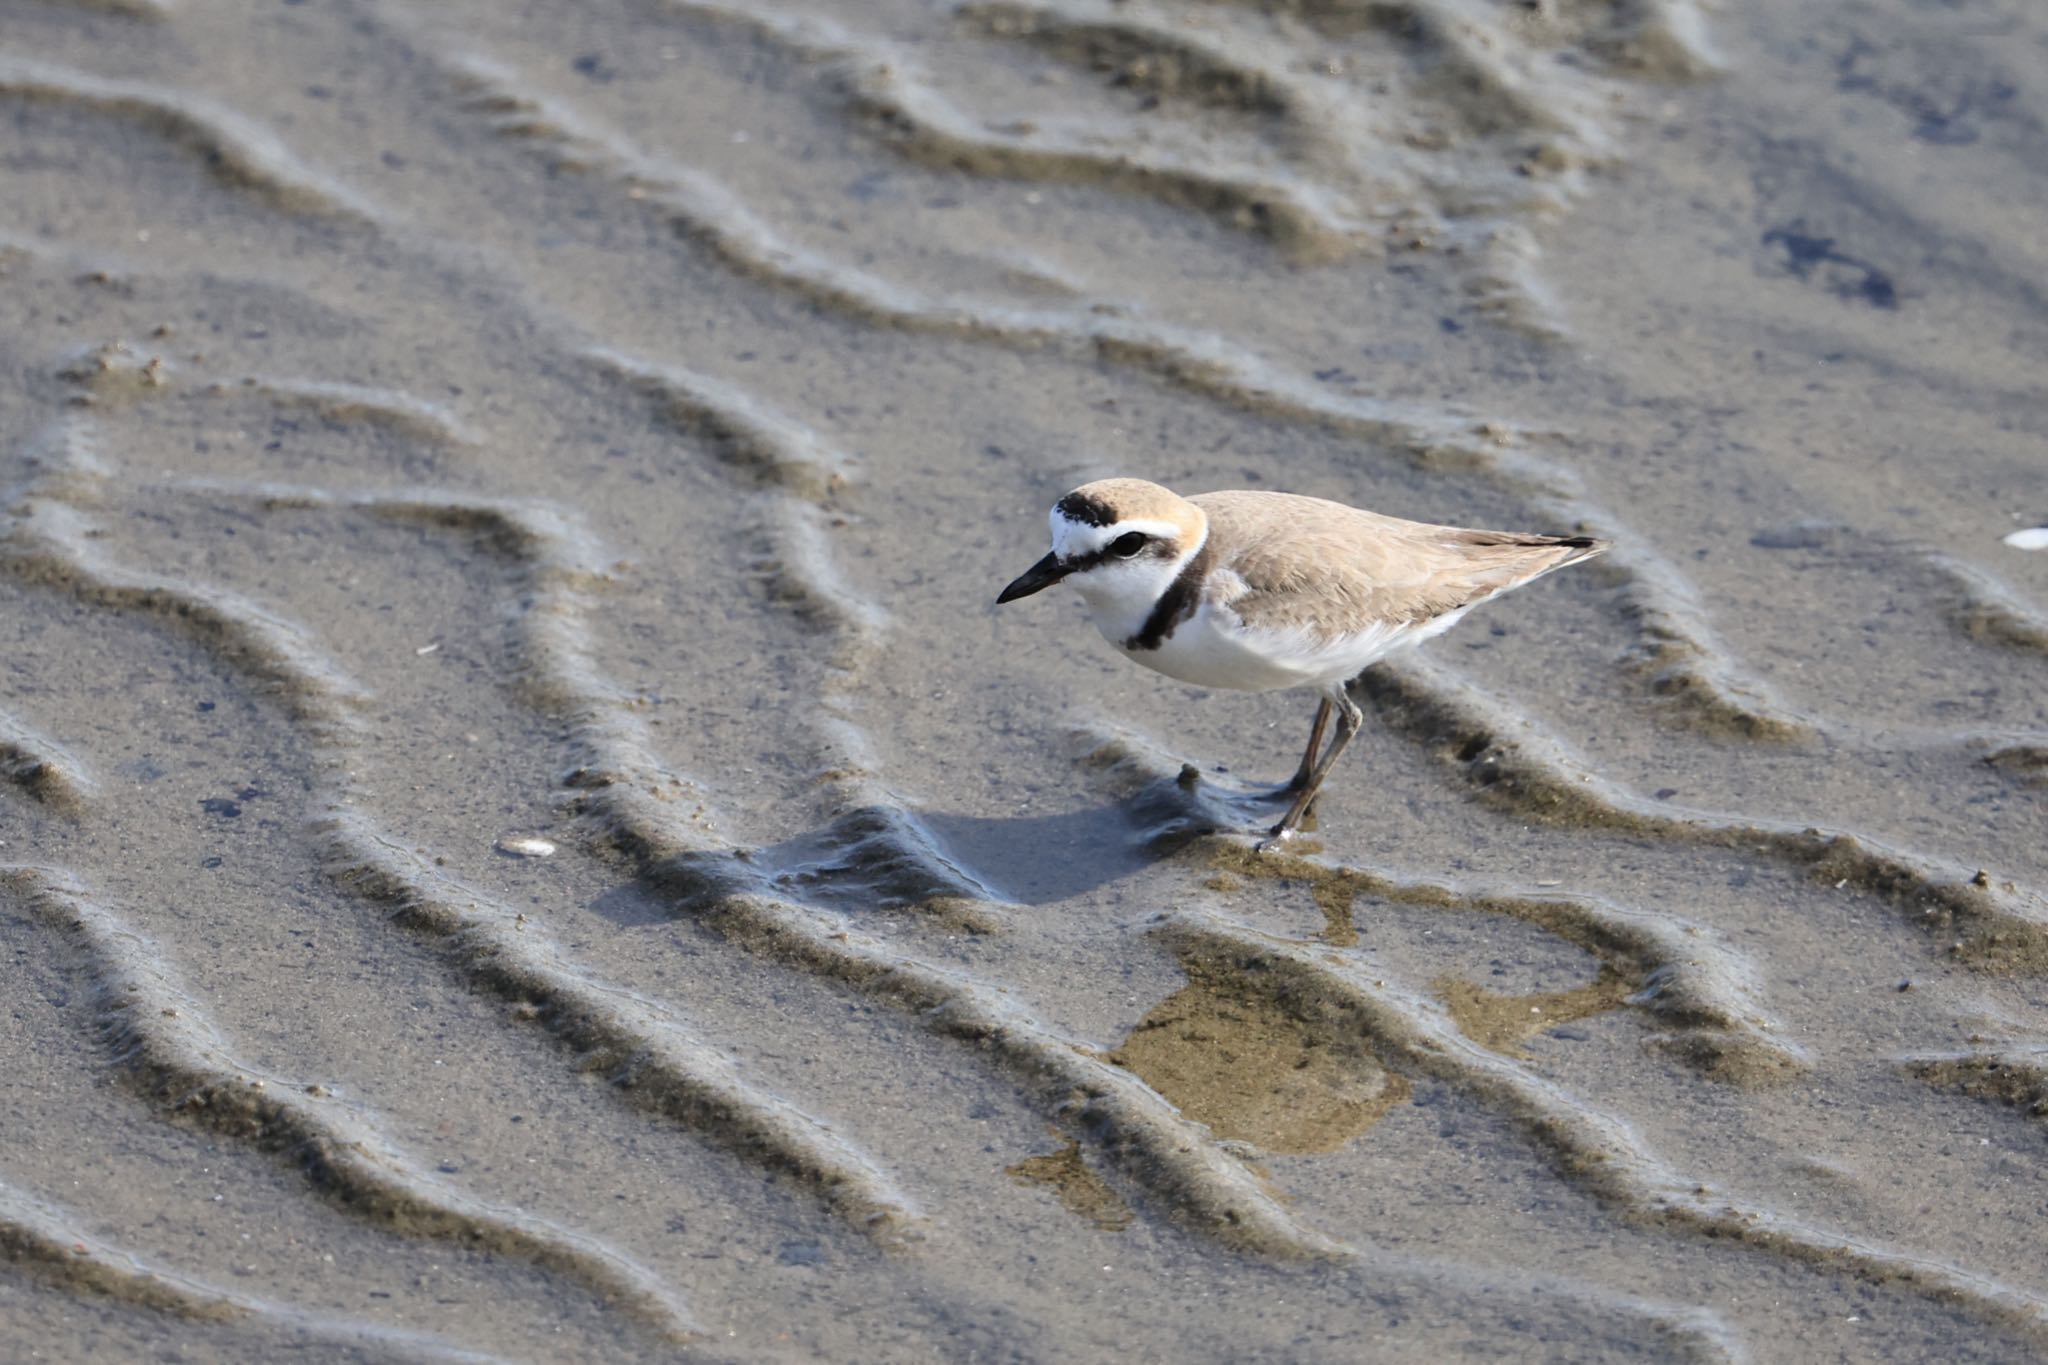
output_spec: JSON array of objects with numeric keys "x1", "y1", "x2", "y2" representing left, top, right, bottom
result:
[{"x1": 3, "y1": 0, "x2": 2045, "y2": 1359}]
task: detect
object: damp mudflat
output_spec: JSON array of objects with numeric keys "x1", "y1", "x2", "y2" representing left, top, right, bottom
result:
[{"x1": 1, "y1": 0, "x2": 2044, "y2": 1360}]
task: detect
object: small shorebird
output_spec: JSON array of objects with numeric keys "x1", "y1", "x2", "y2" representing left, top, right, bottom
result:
[{"x1": 996, "y1": 478, "x2": 1606, "y2": 844}]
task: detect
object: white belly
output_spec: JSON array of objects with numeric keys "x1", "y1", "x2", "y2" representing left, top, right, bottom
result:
[{"x1": 1101, "y1": 600, "x2": 1435, "y2": 693}]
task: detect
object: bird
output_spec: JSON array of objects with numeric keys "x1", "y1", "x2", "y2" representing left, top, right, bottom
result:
[{"x1": 995, "y1": 477, "x2": 1607, "y2": 845}]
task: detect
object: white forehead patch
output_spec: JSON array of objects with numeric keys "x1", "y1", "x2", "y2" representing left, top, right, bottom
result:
[{"x1": 1049, "y1": 513, "x2": 1184, "y2": 561}]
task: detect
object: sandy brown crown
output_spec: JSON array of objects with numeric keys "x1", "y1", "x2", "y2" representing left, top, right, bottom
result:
[{"x1": 1056, "y1": 478, "x2": 1206, "y2": 542}]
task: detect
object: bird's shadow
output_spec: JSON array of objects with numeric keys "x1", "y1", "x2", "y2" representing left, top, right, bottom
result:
[
  {"x1": 588, "y1": 760, "x2": 1293, "y2": 925},
  {"x1": 769, "y1": 766, "x2": 1294, "y2": 911}
]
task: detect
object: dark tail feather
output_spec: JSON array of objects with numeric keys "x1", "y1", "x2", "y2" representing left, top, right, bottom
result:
[{"x1": 1510, "y1": 533, "x2": 1609, "y2": 584}]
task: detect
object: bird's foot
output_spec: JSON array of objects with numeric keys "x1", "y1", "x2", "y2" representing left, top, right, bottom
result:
[{"x1": 1254, "y1": 824, "x2": 1300, "y2": 855}]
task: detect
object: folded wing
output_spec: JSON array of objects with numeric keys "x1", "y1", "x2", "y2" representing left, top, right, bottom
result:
[{"x1": 1192, "y1": 490, "x2": 1605, "y2": 642}]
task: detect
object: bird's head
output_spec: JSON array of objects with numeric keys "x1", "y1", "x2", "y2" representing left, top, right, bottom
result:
[{"x1": 996, "y1": 478, "x2": 1208, "y2": 617}]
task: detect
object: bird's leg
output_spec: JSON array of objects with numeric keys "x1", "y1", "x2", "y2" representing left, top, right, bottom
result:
[
  {"x1": 1279, "y1": 696, "x2": 1333, "y2": 796},
  {"x1": 1264, "y1": 690, "x2": 1363, "y2": 844}
]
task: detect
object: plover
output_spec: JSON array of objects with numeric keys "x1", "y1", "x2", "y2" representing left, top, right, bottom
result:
[{"x1": 996, "y1": 478, "x2": 1606, "y2": 843}]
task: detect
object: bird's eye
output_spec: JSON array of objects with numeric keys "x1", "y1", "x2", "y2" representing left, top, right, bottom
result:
[{"x1": 1110, "y1": 531, "x2": 1149, "y2": 558}]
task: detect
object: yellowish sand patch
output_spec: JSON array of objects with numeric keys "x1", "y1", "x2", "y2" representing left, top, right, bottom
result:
[
  {"x1": 1112, "y1": 971, "x2": 1409, "y2": 1154},
  {"x1": 1004, "y1": 1139, "x2": 1133, "y2": 1231},
  {"x1": 1434, "y1": 969, "x2": 1630, "y2": 1057}
]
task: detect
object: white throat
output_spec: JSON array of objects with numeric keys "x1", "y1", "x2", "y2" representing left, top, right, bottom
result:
[{"x1": 1063, "y1": 521, "x2": 1207, "y2": 649}]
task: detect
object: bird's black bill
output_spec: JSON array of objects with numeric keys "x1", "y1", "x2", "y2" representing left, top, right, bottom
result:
[{"x1": 996, "y1": 552, "x2": 1069, "y2": 604}]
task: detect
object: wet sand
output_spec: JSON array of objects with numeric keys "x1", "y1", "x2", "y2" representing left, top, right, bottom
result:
[{"x1": 2, "y1": 0, "x2": 2045, "y2": 1360}]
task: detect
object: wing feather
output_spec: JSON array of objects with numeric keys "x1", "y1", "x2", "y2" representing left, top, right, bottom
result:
[{"x1": 1190, "y1": 490, "x2": 1603, "y2": 642}]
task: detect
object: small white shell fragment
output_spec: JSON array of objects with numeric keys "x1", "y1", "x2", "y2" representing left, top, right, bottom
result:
[
  {"x1": 415, "y1": 642, "x2": 441, "y2": 656},
  {"x1": 495, "y1": 836, "x2": 556, "y2": 859},
  {"x1": 2003, "y1": 527, "x2": 2048, "y2": 551}
]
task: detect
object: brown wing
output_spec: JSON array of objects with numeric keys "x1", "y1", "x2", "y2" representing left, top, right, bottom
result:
[{"x1": 1190, "y1": 490, "x2": 1604, "y2": 638}]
